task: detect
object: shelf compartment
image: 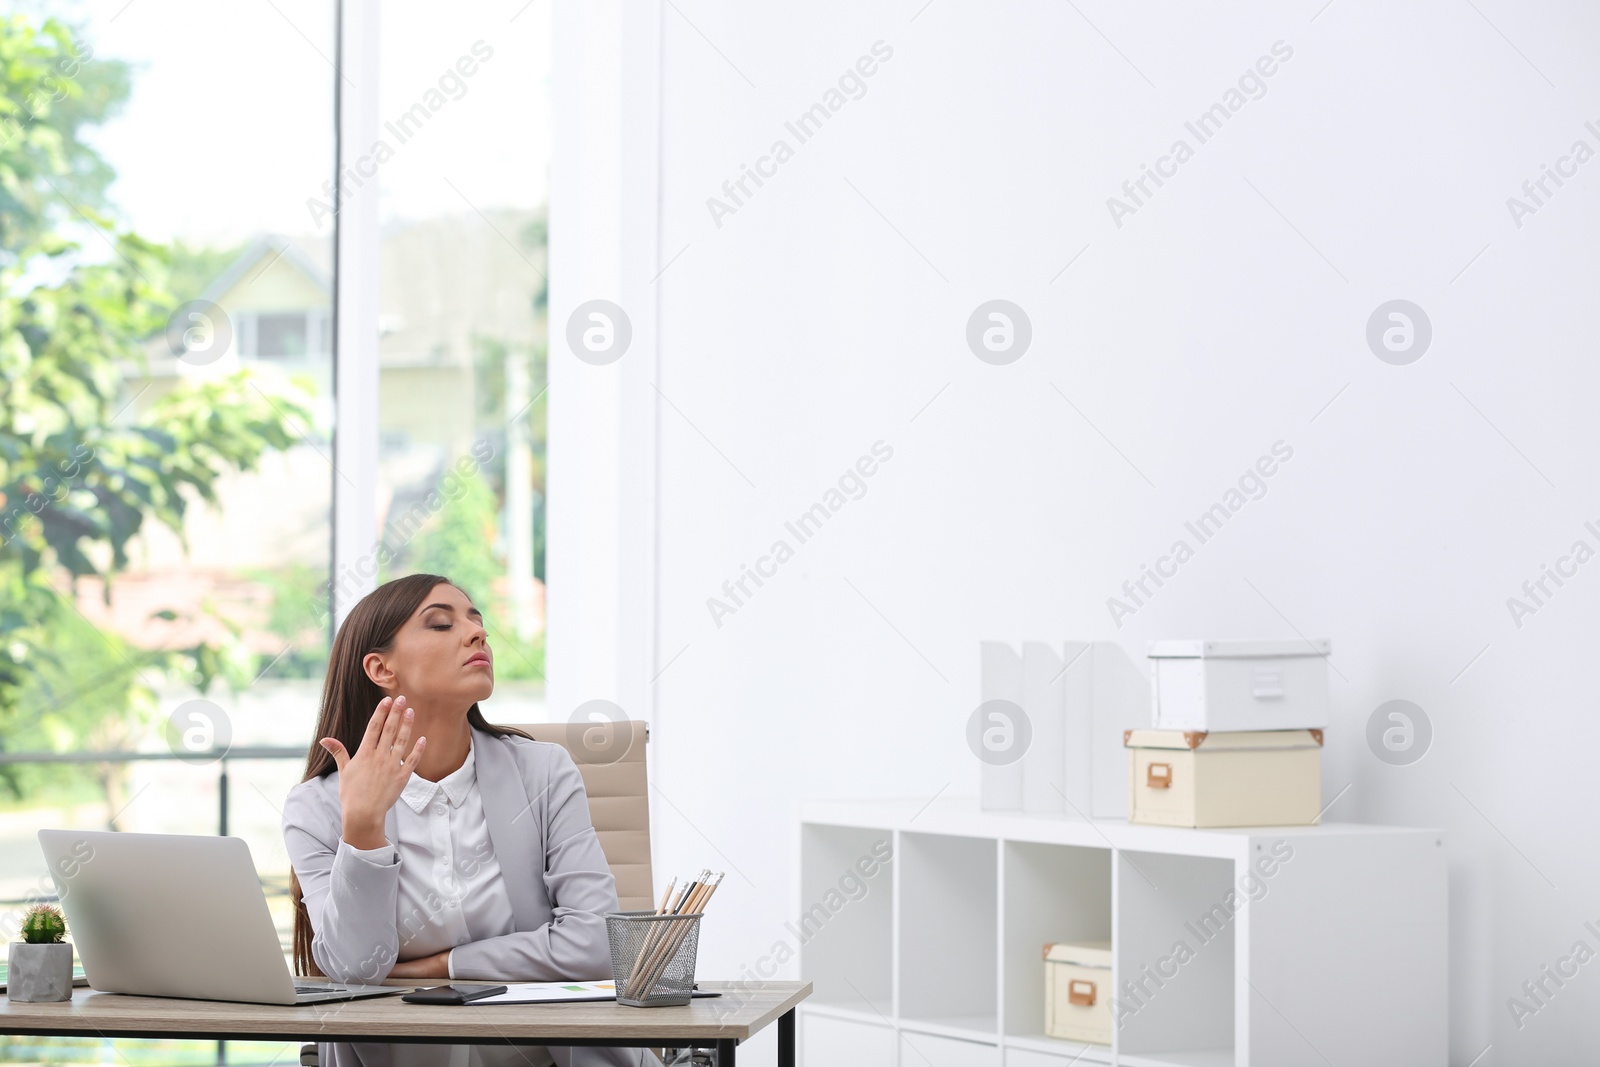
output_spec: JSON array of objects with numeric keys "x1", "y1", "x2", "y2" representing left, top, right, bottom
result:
[
  {"x1": 897, "y1": 1013, "x2": 1000, "y2": 1042},
  {"x1": 798, "y1": 1001, "x2": 890, "y2": 1027},
  {"x1": 802, "y1": 1010, "x2": 895, "y2": 1067},
  {"x1": 797, "y1": 822, "x2": 894, "y2": 1013},
  {"x1": 1004, "y1": 1032, "x2": 1115, "y2": 1064},
  {"x1": 1115, "y1": 850, "x2": 1236, "y2": 1066},
  {"x1": 898, "y1": 831, "x2": 1000, "y2": 1027},
  {"x1": 900, "y1": 1030, "x2": 1001, "y2": 1067},
  {"x1": 1119, "y1": 1050, "x2": 1236, "y2": 1067},
  {"x1": 1001, "y1": 839, "x2": 1112, "y2": 1050}
]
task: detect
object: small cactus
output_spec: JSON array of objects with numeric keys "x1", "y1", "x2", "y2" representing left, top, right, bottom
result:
[{"x1": 20, "y1": 905, "x2": 66, "y2": 945}]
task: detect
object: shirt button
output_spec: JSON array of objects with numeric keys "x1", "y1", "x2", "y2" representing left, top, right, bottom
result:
[
  {"x1": 457, "y1": 936, "x2": 468, "y2": 945},
  {"x1": 434, "y1": 804, "x2": 447, "y2": 816}
]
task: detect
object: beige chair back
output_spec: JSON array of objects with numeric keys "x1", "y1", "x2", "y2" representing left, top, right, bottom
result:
[{"x1": 512, "y1": 720, "x2": 655, "y2": 912}]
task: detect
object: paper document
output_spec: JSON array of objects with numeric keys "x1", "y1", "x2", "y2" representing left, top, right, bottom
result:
[
  {"x1": 472, "y1": 981, "x2": 722, "y2": 1005},
  {"x1": 475, "y1": 981, "x2": 620, "y2": 1004}
]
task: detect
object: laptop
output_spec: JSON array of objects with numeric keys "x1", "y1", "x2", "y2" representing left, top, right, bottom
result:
[{"x1": 38, "y1": 829, "x2": 402, "y2": 1005}]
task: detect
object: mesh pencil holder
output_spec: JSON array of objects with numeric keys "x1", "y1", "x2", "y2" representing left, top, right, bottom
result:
[{"x1": 606, "y1": 910, "x2": 703, "y2": 1007}]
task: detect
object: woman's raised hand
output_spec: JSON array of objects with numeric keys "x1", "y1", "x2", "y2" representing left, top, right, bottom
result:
[{"x1": 319, "y1": 695, "x2": 426, "y2": 850}]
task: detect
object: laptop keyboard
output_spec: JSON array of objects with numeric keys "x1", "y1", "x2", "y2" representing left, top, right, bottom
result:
[{"x1": 295, "y1": 984, "x2": 346, "y2": 994}]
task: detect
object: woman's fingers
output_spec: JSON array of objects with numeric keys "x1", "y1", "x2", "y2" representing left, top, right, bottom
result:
[
  {"x1": 336, "y1": 695, "x2": 419, "y2": 820},
  {"x1": 375, "y1": 694, "x2": 406, "y2": 753},
  {"x1": 319, "y1": 737, "x2": 349, "y2": 772},
  {"x1": 391, "y1": 705, "x2": 414, "y2": 763},
  {"x1": 361, "y1": 696, "x2": 394, "y2": 752},
  {"x1": 401, "y1": 734, "x2": 427, "y2": 775}
]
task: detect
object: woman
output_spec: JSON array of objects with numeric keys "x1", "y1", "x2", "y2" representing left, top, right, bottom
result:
[{"x1": 282, "y1": 573, "x2": 654, "y2": 1067}]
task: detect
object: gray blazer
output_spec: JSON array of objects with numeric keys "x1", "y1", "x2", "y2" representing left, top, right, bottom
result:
[{"x1": 283, "y1": 725, "x2": 654, "y2": 1067}]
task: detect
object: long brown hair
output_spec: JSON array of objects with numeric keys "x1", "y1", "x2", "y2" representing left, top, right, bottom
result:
[{"x1": 290, "y1": 573, "x2": 530, "y2": 976}]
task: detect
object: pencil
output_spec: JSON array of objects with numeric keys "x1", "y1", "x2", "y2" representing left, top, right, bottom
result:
[
  {"x1": 635, "y1": 872, "x2": 721, "y2": 996},
  {"x1": 674, "y1": 870, "x2": 707, "y2": 911},
  {"x1": 632, "y1": 874, "x2": 678, "y2": 987},
  {"x1": 629, "y1": 870, "x2": 706, "y2": 990},
  {"x1": 634, "y1": 871, "x2": 723, "y2": 996},
  {"x1": 629, "y1": 870, "x2": 713, "y2": 992}
]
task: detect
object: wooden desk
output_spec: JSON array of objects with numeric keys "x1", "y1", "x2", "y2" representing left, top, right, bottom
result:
[{"x1": 0, "y1": 980, "x2": 809, "y2": 1065}]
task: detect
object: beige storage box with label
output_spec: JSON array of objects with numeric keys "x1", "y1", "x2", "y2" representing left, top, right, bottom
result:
[
  {"x1": 1148, "y1": 639, "x2": 1331, "y2": 731},
  {"x1": 1043, "y1": 939, "x2": 1111, "y2": 1045},
  {"x1": 1125, "y1": 728, "x2": 1323, "y2": 827}
]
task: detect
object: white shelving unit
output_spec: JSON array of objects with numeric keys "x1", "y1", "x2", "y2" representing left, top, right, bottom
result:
[{"x1": 797, "y1": 797, "x2": 1446, "y2": 1067}]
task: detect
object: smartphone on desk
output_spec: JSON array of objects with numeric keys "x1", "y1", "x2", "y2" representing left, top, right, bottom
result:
[{"x1": 401, "y1": 984, "x2": 509, "y2": 1005}]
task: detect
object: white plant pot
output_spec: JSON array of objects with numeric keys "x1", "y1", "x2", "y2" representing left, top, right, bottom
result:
[{"x1": 7, "y1": 941, "x2": 74, "y2": 1002}]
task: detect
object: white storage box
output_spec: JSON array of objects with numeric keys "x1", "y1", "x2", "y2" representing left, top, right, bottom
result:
[
  {"x1": 1125, "y1": 728, "x2": 1323, "y2": 828},
  {"x1": 1043, "y1": 940, "x2": 1111, "y2": 1045},
  {"x1": 1149, "y1": 639, "x2": 1331, "y2": 731}
]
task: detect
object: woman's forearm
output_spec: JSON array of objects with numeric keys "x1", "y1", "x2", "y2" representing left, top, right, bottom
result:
[
  {"x1": 447, "y1": 911, "x2": 613, "y2": 982},
  {"x1": 308, "y1": 843, "x2": 403, "y2": 982},
  {"x1": 340, "y1": 816, "x2": 387, "y2": 851},
  {"x1": 388, "y1": 949, "x2": 452, "y2": 980}
]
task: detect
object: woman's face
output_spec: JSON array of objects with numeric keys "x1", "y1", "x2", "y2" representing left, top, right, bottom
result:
[{"x1": 365, "y1": 582, "x2": 494, "y2": 711}]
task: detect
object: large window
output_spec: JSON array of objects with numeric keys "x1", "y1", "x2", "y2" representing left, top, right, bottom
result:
[
  {"x1": 1, "y1": 0, "x2": 337, "y2": 857},
  {"x1": 374, "y1": 6, "x2": 552, "y2": 718},
  {"x1": 0, "y1": 2, "x2": 549, "y2": 1061}
]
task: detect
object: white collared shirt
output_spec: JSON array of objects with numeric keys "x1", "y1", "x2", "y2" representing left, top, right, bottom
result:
[{"x1": 347, "y1": 731, "x2": 516, "y2": 979}]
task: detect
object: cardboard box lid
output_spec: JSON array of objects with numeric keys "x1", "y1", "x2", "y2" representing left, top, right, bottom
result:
[
  {"x1": 1124, "y1": 728, "x2": 1325, "y2": 751},
  {"x1": 1147, "y1": 639, "x2": 1331, "y2": 659},
  {"x1": 1044, "y1": 939, "x2": 1112, "y2": 967}
]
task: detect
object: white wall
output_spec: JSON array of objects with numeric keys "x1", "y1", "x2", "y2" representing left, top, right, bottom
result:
[{"x1": 556, "y1": 1, "x2": 1600, "y2": 1062}]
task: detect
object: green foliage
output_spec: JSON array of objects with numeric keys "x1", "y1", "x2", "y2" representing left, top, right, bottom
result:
[
  {"x1": 0, "y1": 1036, "x2": 290, "y2": 1065},
  {"x1": 0, "y1": 14, "x2": 127, "y2": 253},
  {"x1": 6, "y1": 592, "x2": 158, "y2": 797},
  {"x1": 472, "y1": 334, "x2": 547, "y2": 582},
  {"x1": 243, "y1": 562, "x2": 331, "y2": 679},
  {"x1": 519, "y1": 213, "x2": 549, "y2": 314},
  {"x1": 0, "y1": 15, "x2": 549, "y2": 768},
  {"x1": 491, "y1": 625, "x2": 545, "y2": 682},
  {"x1": 389, "y1": 470, "x2": 501, "y2": 608},
  {"x1": 20, "y1": 904, "x2": 65, "y2": 944},
  {"x1": 165, "y1": 239, "x2": 247, "y2": 306},
  {"x1": 375, "y1": 463, "x2": 545, "y2": 681},
  {"x1": 0, "y1": 14, "x2": 312, "y2": 800}
]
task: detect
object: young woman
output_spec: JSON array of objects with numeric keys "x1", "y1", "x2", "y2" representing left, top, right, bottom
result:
[{"x1": 282, "y1": 573, "x2": 654, "y2": 1067}]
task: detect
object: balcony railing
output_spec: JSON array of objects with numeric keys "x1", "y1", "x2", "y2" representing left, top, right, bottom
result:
[{"x1": 0, "y1": 746, "x2": 306, "y2": 839}]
